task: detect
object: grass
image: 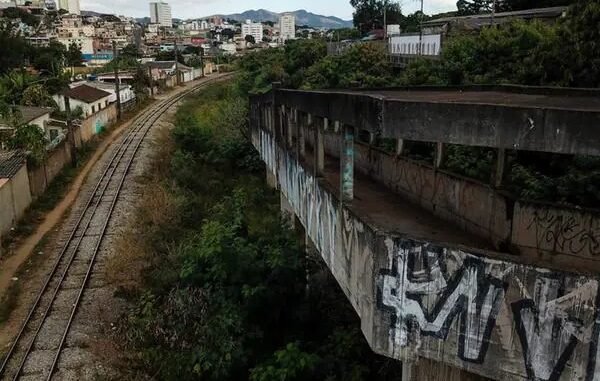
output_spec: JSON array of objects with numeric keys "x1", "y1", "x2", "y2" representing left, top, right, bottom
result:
[{"x1": 0, "y1": 235, "x2": 49, "y2": 325}]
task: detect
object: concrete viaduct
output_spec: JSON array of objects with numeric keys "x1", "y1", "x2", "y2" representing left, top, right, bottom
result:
[{"x1": 249, "y1": 85, "x2": 600, "y2": 381}]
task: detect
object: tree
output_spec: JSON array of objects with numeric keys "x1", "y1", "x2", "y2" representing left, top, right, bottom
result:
[
  {"x1": 245, "y1": 34, "x2": 256, "y2": 45},
  {"x1": 0, "y1": 23, "x2": 28, "y2": 75},
  {"x1": 350, "y1": 0, "x2": 403, "y2": 35},
  {"x1": 2, "y1": 7, "x2": 40, "y2": 27},
  {"x1": 561, "y1": 0, "x2": 600, "y2": 87},
  {"x1": 32, "y1": 40, "x2": 66, "y2": 75},
  {"x1": 21, "y1": 84, "x2": 57, "y2": 108},
  {"x1": 8, "y1": 124, "x2": 47, "y2": 164},
  {"x1": 121, "y1": 43, "x2": 140, "y2": 58},
  {"x1": 66, "y1": 42, "x2": 83, "y2": 68},
  {"x1": 132, "y1": 65, "x2": 152, "y2": 102},
  {"x1": 456, "y1": 0, "x2": 495, "y2": 15}
]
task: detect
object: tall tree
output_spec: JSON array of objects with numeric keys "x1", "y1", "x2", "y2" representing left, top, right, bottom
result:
[
  {"x1": 456, "y1": 0, "x2": 495, "y2": 15},
  {"x1": 350, "y1": 0, "x2": 403, "y2": 34},
  {"x1": 66, "y1": 42, "x2": 83, "y2": 68},
  {"x1": 0, "y1": 23, "x2": 28, "y2": 75}
]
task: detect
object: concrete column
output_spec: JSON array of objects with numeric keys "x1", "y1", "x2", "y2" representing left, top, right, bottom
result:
[
  {"x1": 402, "y1": 361, "x2": 413, "y2": 381},
  {"x1": 396, "y1": 138, "x2": 405, "y2": 156},
  {"x1": 493, "y1": 148, "x2": 506, "y2": 188},
  {"x1": 280, "y1": 192, "x2": 296, "y2": 228},
  {"x1": 323, "y1": 117, "x2": 329, "y2": 132},
  {"x1": 334, "y1": 120, "x2": 341, "y2": 133},
  {"x1": 297, "y1": 112, "x2": 306, "y2": 159},
  {"x1": 314, "y1": 118, "x2": 325, "y2": 177},
  {"x1": 286, "y1": 107, "x2": 295, "y2": 149},
  {"x1": 435, "y1": 142, "x2": 446, "y2": 169},
  {"x1": 266, "y1": 170, "x2": 278, "y2": 189},
  {"x1": 274, "y1": 104, "x2": 283, "y2": 144},
  {"x1": 341, "y1": 125, "x2": 354, "y2": 202},
  {"x1": 368, "y1": 132, "x2": 376, "y2": 145}
]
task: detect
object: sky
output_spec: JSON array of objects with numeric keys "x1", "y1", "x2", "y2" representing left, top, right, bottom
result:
[{"x1": 79, "y1": 0, "x2": 458, "y2": 20}]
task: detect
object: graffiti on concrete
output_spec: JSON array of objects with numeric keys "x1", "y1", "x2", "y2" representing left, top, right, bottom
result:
[
  {"x1": 378, "y1": 239, "x2": 506, "y2": 364},
  {"x1": 253, "y1": 125, "x2": 600, "y2": 381},
  {"x1": 378, "y1": 237, "x2": 600, "y2": 381},
  {"x1": 525, "y1": 208, "x2": 600, "y2": 257}
]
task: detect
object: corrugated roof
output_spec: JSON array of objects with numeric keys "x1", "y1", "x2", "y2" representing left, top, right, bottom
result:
[
  {"x1": 146, "y1": 61, "x2": 177, "y2": 70},
  {"x1": 424, "y1": 6, "x2": 567, "y2": 26},
  {"x1": 0, "y1": 106, "x2": 52, "y2": 127},
  {"x1": 0, "y1": 150, "x2": 27, "y2": 179},
  {"x1": 62, "y1": 84, "x2": 112, "y2": 103}
]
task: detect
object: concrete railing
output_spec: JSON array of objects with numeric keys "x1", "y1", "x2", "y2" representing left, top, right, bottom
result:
[{"x1": 249, "y1": 88, "x2": 600, "y2": 381}]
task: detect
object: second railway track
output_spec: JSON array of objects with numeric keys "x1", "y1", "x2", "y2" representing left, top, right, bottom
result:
[{"x1": 0, "y1": 74, "x2": 231, "y2": 380}]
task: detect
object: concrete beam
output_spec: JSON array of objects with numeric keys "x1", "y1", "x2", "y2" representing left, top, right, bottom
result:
[{"x1": 272, "y1": 88, "x2": 600, "y2": 156}]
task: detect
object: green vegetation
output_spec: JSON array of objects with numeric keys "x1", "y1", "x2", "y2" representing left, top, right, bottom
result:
[{"x1": 114, "y1": 82, "x2": 402, "y2": 380}]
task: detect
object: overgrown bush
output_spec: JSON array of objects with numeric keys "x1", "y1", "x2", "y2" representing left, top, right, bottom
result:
[{"x1": 119, "y1": 82, "x2": 403, "y2": 380}]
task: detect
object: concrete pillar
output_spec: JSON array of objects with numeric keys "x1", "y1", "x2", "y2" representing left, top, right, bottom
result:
[
  {"x1": 368, "y1": 132, "x2": 376, "y2": 145},
  {"x1": 314, "y1": 118, "x2": 325, "y2": 177},
  {"x1": 334, "y1": 120, "x2": 341, "y2": 133},
  {"x1": 435, "y1": 142, "x2": 446, "y2": 169},
  {"x1": 493, "y1": 148, "x2": 506, "y2": 188},
  {"x1": 323, "y1": 117, "x2": 329, "y2": 132},
  {"x1": 341, "y1": 125, "x2": 354, "y2": 202},
  {"x1": 396, "y1": 138, "x2": 405, "y2": 156},
  {"x1": 402, "y1": 361, "x2": 413, "y2": 381},
  {"x1": 285, "y1": 107, "x2": 294, "y2": 149},
  {"x1": 266, "y1": 170, "x2": 278, "y2": 189},
  {"x1": 297, "y1": 112, "x2": 306, "y2": 159},
  {"x1": 274, "y1": 104, "x2": 283, "y2": 144},
  {"x1": 280, "y1": 192, "x2": 296, "y2": 228}
]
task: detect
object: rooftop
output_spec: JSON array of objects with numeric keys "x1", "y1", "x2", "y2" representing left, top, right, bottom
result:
[
  {"x1": 423, "y1": 6, "x2": 568, "y2": 27},
  {"x1": 146, "y1": 61, "x2": 177, "y2": 70},
  {"x1": 0, "y1": 106, "x2": 52, "y2": 127},
  {"x1": 62, "y1": 84, "x2": 112, "y2": 104},
  {"x1": 0, "y1": 150, "x2": 27, "y2": 179}
]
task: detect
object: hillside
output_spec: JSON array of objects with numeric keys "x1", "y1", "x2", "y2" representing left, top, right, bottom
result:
[{"x1": 205, "y1": 9, "x2": 353, "y2": 29}]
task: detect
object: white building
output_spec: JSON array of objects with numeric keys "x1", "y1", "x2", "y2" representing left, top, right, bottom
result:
[
  {"x1": 53, "y1": 84, "x2": 112, "y2": 118},
  {"x1": 58, "y1": 35, "x2": 94, "y2": 56},
  {"x1": 149, "y1": 1, "x2": 172, "y2": 28},
  {"x1": 241, "y1": 20, "x2": 263, "y2": 43},
  {"x1": 71, "y1": 82, "x2": 136, "y2": 106},
  {"x1": 58, "y1": 0, "x2": 80, "y2": 15},
  {"x1": 279, "y1": 13, "x2": 295, "y2": 42}
]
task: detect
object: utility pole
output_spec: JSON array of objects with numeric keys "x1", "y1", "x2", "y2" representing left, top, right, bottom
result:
[
  {"x1": 418, "y1": 0, "x2": 424, "y2": 56},
  {"x1": 200, "y1": 48, "x2": 205, "y2": 77},
  {"x1": 64, "y1": 96, "x2": 77, "y2": 167},
  {"x1": 174, "y1": 38, "x2": 180, "y2": 86},
  {"x1": 112, "y1": 41, "x2": 122, "y2": 120},
  {"x1": 384, "y1": 0, "x2": 388, "y2": 40},
  {"x1": 148, "y1": 65, "x2": 154, "y2": 97}
]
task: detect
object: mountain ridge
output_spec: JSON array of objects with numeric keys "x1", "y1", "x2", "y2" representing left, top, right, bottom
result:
[{"x1": 203, "y1": 9, "x2": 353, "y2": 29}]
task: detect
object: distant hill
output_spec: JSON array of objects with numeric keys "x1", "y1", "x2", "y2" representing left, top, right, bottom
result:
[{"x1": 204, "y1": 9, "x2": 353, "y2": 29}]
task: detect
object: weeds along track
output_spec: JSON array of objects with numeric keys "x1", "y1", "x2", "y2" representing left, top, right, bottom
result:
[{"x1": 0, "y1": 74, "x2": 233, "y2": 381}]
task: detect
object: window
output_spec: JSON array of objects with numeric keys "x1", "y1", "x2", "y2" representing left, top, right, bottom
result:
[{"x1": 92, "y1": 105, "x2": 96, "y2": 113}]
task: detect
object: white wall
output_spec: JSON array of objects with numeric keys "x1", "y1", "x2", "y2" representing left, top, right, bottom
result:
[
  {"x1": 53, "y1": 94, "x2": 112, "y2": 119},
  {"x1": 389, "y1": 33, "x2": 442, "y2": 56}
]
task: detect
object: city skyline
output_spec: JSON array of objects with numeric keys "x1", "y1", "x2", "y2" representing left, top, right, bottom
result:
[{"x1": 78, "y1": 0, "x2": 458, "y2": 21}]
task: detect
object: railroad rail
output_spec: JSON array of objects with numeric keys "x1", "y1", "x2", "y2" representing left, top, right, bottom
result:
[{"x1": 0, "y1": 73, "x2": 233, "y2": 380}]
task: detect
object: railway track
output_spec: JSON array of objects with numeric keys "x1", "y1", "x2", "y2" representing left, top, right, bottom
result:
[{"x1": 0, "y1": 74, "x2": 232, "y2": 380}]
